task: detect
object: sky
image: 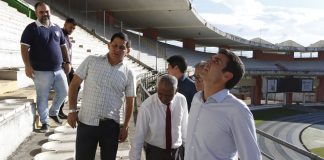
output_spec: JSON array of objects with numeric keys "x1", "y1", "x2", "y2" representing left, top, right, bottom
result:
[{"x1": 192, "y1": 0, "x2": 324, "y2": 47}]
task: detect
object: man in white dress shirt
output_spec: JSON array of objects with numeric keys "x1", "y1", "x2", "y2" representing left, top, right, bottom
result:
[
  {"x1": 129, "y1": 74, "x2": 188, "y2": 160},
  {"x1": 185, "y1": 49, "x2": 261, "y2": 160}
]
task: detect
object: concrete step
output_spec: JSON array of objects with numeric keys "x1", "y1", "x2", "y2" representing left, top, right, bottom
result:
[
  {"x1": 0, "y1": 86, "x2": 36, "y2": 101},
  {"x1": 0, "y1": 68, "x2": 33, "y2": 88},
  {"x1": 0, "y1": 80, "x2": 17, "y2": 94}
]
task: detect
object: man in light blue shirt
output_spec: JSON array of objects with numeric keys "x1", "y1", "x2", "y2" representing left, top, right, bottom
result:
[{"x1": 185, "y1": 49, "x2": 261, "y2": 160}]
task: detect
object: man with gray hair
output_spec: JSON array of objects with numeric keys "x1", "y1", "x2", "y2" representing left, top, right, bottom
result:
[
  {"x1": 193, "y1": 61, "x2": 207, "y2": 91},
  {"x1": 130, "y1": 74, "x2": 188, "y2": 160}
]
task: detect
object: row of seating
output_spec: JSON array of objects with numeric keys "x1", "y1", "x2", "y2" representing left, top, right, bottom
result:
[{"x1": 0, "y1": 1, "x2": 147, "y2": 159}]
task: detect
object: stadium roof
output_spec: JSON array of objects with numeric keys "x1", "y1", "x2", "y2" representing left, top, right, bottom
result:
[
  {"x1": 277, "y1": 40, "x2": 304, "y2": 48},
  {"x1": 309, "y1": 40, "x2": 324, "y2": 48},
  {"x1": 56, "y1": 0, "x2": 324, "y2": 52},
  {"x1": 250, "y1": 38, "x2": 273, "y2": 45}
]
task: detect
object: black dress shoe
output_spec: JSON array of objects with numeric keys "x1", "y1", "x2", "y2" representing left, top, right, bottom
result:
[
  {"x1": 49, "y1": 115, "x2": 63, "y2": 125},
  {"x1": 40, "y1": 123, "x2": 50, "y2": 133},
  {"x1": 59, "y1": 112, "x2": 68, "y2": 119}
]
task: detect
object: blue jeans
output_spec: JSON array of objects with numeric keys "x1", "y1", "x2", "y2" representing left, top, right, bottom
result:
[
  {"x1": 75, "y1": 120, "x2": 120, "y2": 160},
  {"x1": 33, "y1": 69, "x2": 68, "y2": 124}
]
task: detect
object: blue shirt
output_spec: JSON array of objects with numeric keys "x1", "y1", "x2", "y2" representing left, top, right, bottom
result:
[
  {"x1": 185, "y1": 90, "x2": 261, "y2": 160},
  {"x1": 177, "y1": 75, "x2": 197, "y2": 111},
  {"x1": 21, "y1": 21, "x2": 66, "y2": 71}
]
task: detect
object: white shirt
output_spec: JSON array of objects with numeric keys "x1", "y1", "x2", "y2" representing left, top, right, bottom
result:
[
  {"x1": 185, "y1": 90, "x2": 261, "y2": 160},
  {"x1": 129, "y1": 93, "x2": 188, "y2": 160},
  {"x1": 75, "y1": 55, "x2": 136, "y2": 126}
]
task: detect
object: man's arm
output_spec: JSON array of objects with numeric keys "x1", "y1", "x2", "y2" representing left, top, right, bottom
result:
[
  {"x1": 20, "y1": 44, "x2": 33, "y2": 78},
  {"x1": 67, "y1": 75, "x2": 83, "y2": 128},
  {"x1": 232, "y1": 107, "x2": 261, "y2": 160},
  {"x1": 119, "y1": 97, "x2": 134, "y2": 142},
  {"x1": 181, "y1": 97, "x2": 188, "y2": 144},
  {"x1": 61, "y1": 45, "x2": 71, "y2": 74},
  {"x1": 129, "y1": 104, "x2": 148, "y2": 160}
]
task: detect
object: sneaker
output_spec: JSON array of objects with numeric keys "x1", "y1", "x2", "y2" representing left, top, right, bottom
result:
[
  {"x1": 40, "y1": 123, "x2": 50, "y2": 133},
  {"x1": 58, "y1": 112, "x2": 68, "y2": 119},
  {"x1": 49, "y1": 115, "x2": 63, "y2": 125}
]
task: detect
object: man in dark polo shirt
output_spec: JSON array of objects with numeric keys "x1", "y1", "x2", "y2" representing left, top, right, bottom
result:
[
  {"x1": 20, "y1": 1, "x2": 71, "y2": 132},
  {"x1": 167, "y1": 55, "x2": 197, "y2": 111}
]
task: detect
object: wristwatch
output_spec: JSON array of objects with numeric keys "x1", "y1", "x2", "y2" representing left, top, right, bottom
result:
[{"x1": 69, "y1": 108, "x2": 77, "y2": 113}]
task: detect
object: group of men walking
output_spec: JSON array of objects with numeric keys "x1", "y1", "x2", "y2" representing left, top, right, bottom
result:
[{"x1": 20, "y1": 1, "x2": 261, "y2": 160}]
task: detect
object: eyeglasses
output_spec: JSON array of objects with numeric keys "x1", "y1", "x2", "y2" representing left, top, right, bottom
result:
[{"x1": 192, "y1": 74, "x2": 203, "y2": 83}]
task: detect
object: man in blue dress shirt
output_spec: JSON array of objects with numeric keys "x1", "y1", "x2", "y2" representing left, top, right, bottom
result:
[{"x1": 185, "y1": 49, "x2": 261, "y2": 160}]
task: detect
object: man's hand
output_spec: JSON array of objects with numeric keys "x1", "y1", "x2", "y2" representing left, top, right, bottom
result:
[
  {"x1": 119, "y1": 126, "x2": 129, "y2": 142},
  {"x1": 67, "y1": 112, "x2": 78, "y2": 128},
  {"x1": 63, "y1": 63, "x2": 72, "y2": 74},
  {"x1": 25, "y1": 65, "x2": 34, "y2": 78}
]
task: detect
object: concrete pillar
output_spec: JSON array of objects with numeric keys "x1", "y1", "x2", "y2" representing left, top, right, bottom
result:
[
  {"x1": 252, "y1": 75, "x2": 262, "y2": 105},
  {"x1": 286, "y1": 92, "x2": 293, "y2": 105},
  {"x1": 182, "y1": 38, "x2": 195, "y2": 51},
  {"x1": 95, "y1": 11, "x2": 102, "y2": 22},
  {"x1": 105, "y1": 10, "x2": 114, "y2": 24},
  {"x1": 252, "y1": 50, "x2": 263, "y2": 59},
  {"x1": 316, "y1": 76, "x2": 324, "y2": 102},
  {"x1": 318, "y1": 51, "x2": 324, "y2": 60},
  {"x1": 142, "y1": 28, "x2": 158, "y2": 40}
]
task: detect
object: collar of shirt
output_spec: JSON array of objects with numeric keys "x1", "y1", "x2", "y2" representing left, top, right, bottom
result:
[
  {"x1": 35, "y1": 20, "x2": 54, "y2": 28},
  {"x1": 179, "y1": 75, "x2": 187, "y2": 81},
  {"x1": 207, "y1": 89, "x2": 229, "y2": 103}
]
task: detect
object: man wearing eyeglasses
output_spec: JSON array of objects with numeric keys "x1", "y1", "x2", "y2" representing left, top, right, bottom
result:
[
  {"x1": 68, "y1": 32, "x2": 136, "y2": 160},
  {"x1": 192, "y1": 61, "x2": 207, "y2": 91}
]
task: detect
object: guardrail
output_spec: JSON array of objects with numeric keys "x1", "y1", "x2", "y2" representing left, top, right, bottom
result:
[{"x1": 137, "y1": 73, "x2": 324, "y2": 160}]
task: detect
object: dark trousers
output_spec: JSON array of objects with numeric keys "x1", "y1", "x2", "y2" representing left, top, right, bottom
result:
[
  {"x1": 75, "y1": 119, "x2": 120, "y2": 160},
  {"x1": 144, "y1": 143, "x2": 184, "y2": 160}
]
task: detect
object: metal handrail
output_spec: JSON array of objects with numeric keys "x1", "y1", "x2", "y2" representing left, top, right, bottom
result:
[{"x1": 256, "y1": 129, "x2": 324, "y2": 160}]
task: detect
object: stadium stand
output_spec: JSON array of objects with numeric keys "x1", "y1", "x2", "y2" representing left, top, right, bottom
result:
[
  {"x1": 1, "y1": 0, "x2": 324, "y2": 159},
  {"x1": 0, "y1": 1, "x2": 150, "y2": 159}
]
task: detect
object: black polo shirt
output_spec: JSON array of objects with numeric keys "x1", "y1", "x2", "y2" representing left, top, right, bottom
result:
[{"x1": 21, "y1": 21, "x2": 66, "y2": 71}]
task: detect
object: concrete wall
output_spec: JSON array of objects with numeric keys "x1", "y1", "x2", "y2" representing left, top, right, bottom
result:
[{"x1": 0, "y1": 103, "x2": 35, "y2": 160}]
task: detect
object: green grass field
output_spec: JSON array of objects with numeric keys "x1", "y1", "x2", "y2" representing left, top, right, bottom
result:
[
  {"x1": 310, "y1": 147, "x2": 324, "y2": 157},
  {"x1": 252, "y1": 107, "x2": 306, "y2": 126}
]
